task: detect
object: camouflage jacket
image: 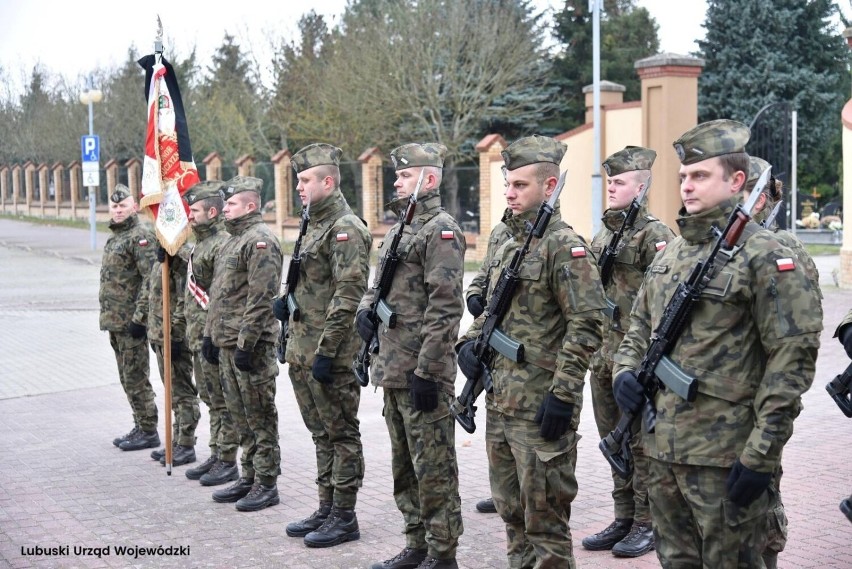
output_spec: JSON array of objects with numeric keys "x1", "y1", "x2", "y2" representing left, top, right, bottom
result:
[
  {"x1": 589, "y1": 205, "x2": 675, "y2": 375},
  {"x1": 99, "y1": 214, "x2": 157, "y2": 332},
  {"x1": 465, "y1": 209, "x2": 512, "y2": 304},
  {"x1": 358, "y1": 191, "x2": 465, "y2": 394},
  {"x1": 179, "y1": 219, "x2": 229, "y2": 351},
  {"x1": 141, "y1": 250, "x2": 188, "y2": 345},
  {"x1": 613, "y1": 198, "x2": 823, "y2": 473},
  {"x1": 205, "y1": 211, "x2": 283, "y2": 351},
  {"x1": 284, "y1": 189, "x2": 372, "y2": 372},
  {"x1": 459, "y1": 206, "x2": 605, "y2": 426},
  {"x1": 753, "y1": 208, "x2": 822, "y2": 299}
]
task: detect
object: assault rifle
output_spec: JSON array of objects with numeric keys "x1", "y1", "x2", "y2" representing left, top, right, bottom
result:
[
  {"x1": 760, "y1": 202, "x2": 783, "y2": 229},
  {"x1": 598, "y1": 177, "x2": 651, "y2": 321},
  {"x1": 353, "y1": 169, "x2": 426, "y2": 387},
  {"x1": 826, "y1": 361, "x2": 852, "y2": 418},
  {"x1": 599, "y1": 167, "x2": 771, "y2": 479},
  {"x1": 450, "y1": 171, "x2": 567, "y2": 434},
  {"x1": 276, "y1": 196, "x2": 311, "y2": 364}
]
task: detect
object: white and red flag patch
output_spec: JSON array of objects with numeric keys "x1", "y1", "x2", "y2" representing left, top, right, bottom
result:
[
  {"x1": 336, "y1": 232, "x2": 349, "y2": 242},
  {"x1": 655, "y1": 241, "x2": 667, "y2": 251},
  {"x1": 571, "y1": 246, "x2": 586, "y2": 258},
  {"x1": 256, "y1": 241, "x2": 267, "y2": 250},
  {"x1": 138, "y1": 239, "x2": 149, "y2": 247},
  {"x1": 441, "y1": 230, "x2": 454, "y2": 240},
  {"x1": 776, "y1": 258, "x2": 796, "y2": 272}
]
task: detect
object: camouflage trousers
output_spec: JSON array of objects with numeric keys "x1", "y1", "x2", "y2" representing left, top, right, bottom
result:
[
  {"x1": 648, "y1": 458, "x2": 769, "y2": 569},
  {"x1": 219, "y1": 343, "x2": 280, "y2": 484},
  {"x1": 108, "y1": 331, "x2": 157, "y2": 432},
  {"x1": 486, "y1": 410, "x2": 579, "y2": 569},
  {"x1": 289, "y1": 364, "x2": 364, "y2": 509},
  {"x1": 589, "y1": 354, "x2": 650, "y2": 522},
  {"x1": 383, "y1": 388, "x2": 463, "y2": 559},
  {"x1": 152, "y1": 342, "x2": 199, "y2": 447},
  {"x1": 192, "y1": 351, "x2": 238, "y2": 459}
]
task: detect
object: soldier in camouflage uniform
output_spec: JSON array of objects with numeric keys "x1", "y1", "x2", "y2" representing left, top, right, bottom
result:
[
  {"x1": 457, "y1": 135, "x2": 605, "y2": 569},
  {"x1": 100, "y1": 185, "x2": 159, "y2": 450},
  {"x1": 273, "y1": 143, "x2": 372, "y2": 548},
  {"x1": 173, "y1": 182, "x2": 240, "y2": 485},
  {"x1": 356, "y1": 143, "x2": 465, "y2": 569},
  {"x1": 138, "y1": 239, "x2": 199, "y2": 462},
  {"x1": 583, "y1": 146, "x2": 674, "y2": 558},
  {"x1": 204, "y1": 176, "x2": 283, "y2": 512},
  {"x1": 613, "y1": 120, "x2": 823, "y2": 568}
]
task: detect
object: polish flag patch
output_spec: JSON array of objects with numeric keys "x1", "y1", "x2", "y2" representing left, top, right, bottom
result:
[
  {"x1": 336, "y1": 232, "x2": 349, "y2": 242},
  {"x1": 138, "y1": 239, "x2": 149, "y2": 247},
  {"x1": 441, "y1": 230, "x2": 454, "y2": 240},
  {"x1": 256, "y1": 241, "x2": 267, "y2": 249},
  {"x1": 655, "y1": 241, "x2": 667, "y2": 251},
  {"x1": 776, "y1": 258, "x2": 795, "y2": 272},
  {"x1": 571, "y1": 246, "x2": 586, "y2": 258}
]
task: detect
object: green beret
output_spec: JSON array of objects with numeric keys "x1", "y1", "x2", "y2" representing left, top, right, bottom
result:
[
  {"x1": 501, "y1": 135, "x2": 566, "y2": 171},
  {"x1": 184, "y1": 180, "x2": 224, "y2": 206},
  {"x1": 673, "y1": 119, "x2": 750, "y2": 165},
  {"x1": 221, "y1": 175, "x2": 263, "y2": 199},
  {"x1": 390, "y1": 143, "x2": 447, "y2": 170},
  {"x1": 292, "y1": 143, "x2": 343, "y2": 173},
  {"x1": 110, "y1": 184, "x2": 131, "y2": 203},
  {"x1": 602, "y1": 146, "x2": 656, "y2": 176}
]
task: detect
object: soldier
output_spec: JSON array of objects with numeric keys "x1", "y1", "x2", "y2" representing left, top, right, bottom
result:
[
  {"x1": 274, "y1": 143, "x2": 372, "y2": 548},
  {"x1": 457, "y1": 135, "x2": 605, "y2": 568},
  {"x1": 204, "y1": 176, "x2": 283, "y2": 512},
  {"x1": 100, "y1": 185, "x2": 159, "y2": 450},
  {"x1": 356, "y1": 143, "x2": 465, "y2": 569},
  {"x1": 612, "y1": 120, "x2": 823, "y2": 567},
  {"x1": 174, "y1": 182, "x2": 240, "y2": 484},
  {"x1": 139, "y1": 239, "x2": 198, "y2": 463},
  {"x1": 583, "y1": 146, "x2": 674, "y2": 558}
]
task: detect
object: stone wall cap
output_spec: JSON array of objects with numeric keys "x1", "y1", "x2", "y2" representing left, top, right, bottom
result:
[
  {"x1": 634, "y1": 52, "x2": 705, "y2": 69},
  {"x1": 203, "y1": 151, "x2": 221, "y2": 164},
  {"x1": 582, "y1": 80, "x2": 626, "y2": 94},
  {"x1": 843, "y1": 26, "x2": 852, "y2": 39}
]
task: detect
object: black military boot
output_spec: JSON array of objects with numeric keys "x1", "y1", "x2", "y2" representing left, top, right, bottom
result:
[
  {"x1": 475, "y1": 497, "x2": 497, "y2": 513},
  {"x1": 185, "y1": 455, "x2": 218, "y2": 480},
  {"x1": 212, "y1": 477, "x2": 254, "y2": 503},
  {"x1": 370, "y1": 547, "x2": 428, "y2": 569},
  {"x1": 235, "y1": 482, "x2": 280, "y2": 511},
  {"x1": 286, "y1": 501, "x2": 332, "y2": 537},
  {"x1": 150, "y1": 443, "x2": 176, "y2": 461},
  {"x1": 581, "y1": 518, "x2": 633, "y2": 551},
  {"x1": 304, "y1": 506, "x2": 360, "y2": 547},
  {"x1": 611, "y1": 521, "x2": 655, "y2": 557},
  {"x1": 159, "y1": 445, "x2": 196, "y2": 467},
  {"x1": 415, "y1": 557, "x2": 459, "y2": 569},
  {"x1": 113, "y1": 426, "x2": 138, "y2": 447},
  {"x1": 200, "y1": 460, "x2": 239, "y2": 487},
  {"x1": 119, "y1": 430, "x2": 160, "y2": 451}
]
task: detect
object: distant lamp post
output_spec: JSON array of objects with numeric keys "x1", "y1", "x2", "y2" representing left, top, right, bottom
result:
[{"x1": 79, "y1": 79, "x2": 102, "y2": 250}]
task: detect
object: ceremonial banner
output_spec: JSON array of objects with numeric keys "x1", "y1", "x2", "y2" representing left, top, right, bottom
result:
[{"x1": 137, "y1": 55, "x2": 199, "y2": 255}]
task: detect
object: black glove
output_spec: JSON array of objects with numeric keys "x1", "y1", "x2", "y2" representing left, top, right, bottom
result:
[
  {"x1": 409, "y1": 372, "x2": 438, "y2": 412},
  {"x1": 466, "y1": 294, "x2": 485, "y2": 318},
  {"x1": 170, "y1": 340, "x2": 182, "y2": 359},
  {"x1": 127, "y1": 321, "x2": 147, "y2": 339},
  {"x1": 534, "y1": 392, "x2": 574, "y2": 441},
  {"x1": 234, "y1": 348, "x2": 253, "y2": 372},
  {"x1": 356, "y1": 310, "x2": 377, "y2": 343},
  {"x1": 726, "y1": 459, "x2": 772, "y2": 507},
  {"x1": 156, "y1": 245, "x2": 168, "y2": 263},
  {"x1": 312, "y1": 355, "x2": 334, "y2": 385},
  {"x1": 457, "y1": 340, "x2": 481, "y2": 380},
  {"x1": 272, "y1": 297, "x2": 289, "y2": 322},
  {"x1": 613, "y1": 370, "x2": 644, "y2": 415},
  {"x1": 201, "y1": 336, "x2": 219, "y2": 364},
  {"x1": 840, "y1": 324, "x2": 852, "y2": 359}
]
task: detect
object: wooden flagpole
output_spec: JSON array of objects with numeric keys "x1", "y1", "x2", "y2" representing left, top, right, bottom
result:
[{"x1": 162, "y1": 255, "x2": 173, "y2": 475}]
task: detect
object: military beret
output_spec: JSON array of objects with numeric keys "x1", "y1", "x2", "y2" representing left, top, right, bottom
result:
[
  {"x1": 221, "y1": 175, "x2": 263, "y2": 199},
  {"x1": 291, "y1": 143, "x2": 343, "y2": 173},
  {"x1": 747, "y1": 156, "x2": 771, "y2": 186},
  {"x1": 602, "y1": 146, "x2": 656, "y2": 176},
  {"x1": 110, "y1": 184, "x2": 131, "y2": 203},
  {"x1": 673, "y1": 119, "x2": 750, "y2": 165},
  {"x1": 501, "y1": 135, "x2": 566, "y2": 171},
  {"x1": 390, "y1": 143, "x2": 447, "y2": 170},
  {"x1": 184, "y1": 180, "x2": 224, "y2": 206}
]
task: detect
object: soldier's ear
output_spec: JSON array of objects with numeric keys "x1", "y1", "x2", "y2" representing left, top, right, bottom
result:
[{"x1": 730, "y1": 170, "x2": 746, "y2": 194}]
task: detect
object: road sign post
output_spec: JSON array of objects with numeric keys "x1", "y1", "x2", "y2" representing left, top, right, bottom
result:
[{"x1": 81, "y1": 134, "x2": 100, "y2": 250}]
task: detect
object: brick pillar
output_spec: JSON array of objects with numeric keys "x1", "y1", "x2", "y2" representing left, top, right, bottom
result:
[
  {"x1": 0, "y1": 165, "x2": 7, "y2": 212},
  {"x1": 68, "y1": 161, "x2": 81, "y2": 220},
  {"x1": 24, "y1": 161, "x2": 35, "y2": 216},
  {"x1": 840, "y1": 98, "x2": 852, "y2": 287},
  {"x1": 125, "y1": 158, "x2": 141, "y2": 200},
  {"x1": 236, "y1": 154, "x2": 255, "y2": 177},
  {"x1": 472, "y1": 134, "x2": 508, "y2": 263},
  {"x1": 105, "y1": 159, "x2": 118, "y2": 200},
  {"x1": 271, "y1": 149, "x2": 292, "y2": 239},
  {"x1": 38, "y1": 163, "x2": 49, "y2": 216},
  {"x1": 358, "y1": 147, "x2": 383, "y2": 231},
  {"x1": 11, "y1": 164, "x2": 21, "y2": 215},
  {"x1": 203, "y1": 152, "x2": 221, "y2": 181},
  {"x1": 53, "y1": 162, "x2": 64, "y2": 218}
]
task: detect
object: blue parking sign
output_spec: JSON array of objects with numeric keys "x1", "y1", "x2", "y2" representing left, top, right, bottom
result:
[{"x1": 81, "y1": 135, "x2": 99, "y2": 163}]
